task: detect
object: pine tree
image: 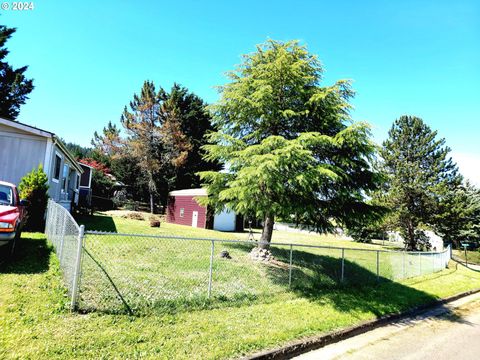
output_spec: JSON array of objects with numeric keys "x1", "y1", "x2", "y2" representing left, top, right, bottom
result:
[
  {"x1": 199, "y1": 40, "x2": 382, "y2": 246},
  {"x1": 121, "y1": 81, "x2": 164, "y2": 213},
  {"x1": 0, "y1": 25, "x2": 34, "y2": 119},
  {"x1": 121, "y1": 82, "x2": 201, "y2": 211},
  {"x1": 435, "y1": 181, "x2": 480, "y2": 248},
  {"x1": 166, "y1": 84, "x2": 220, "y2": 190},
  {"x1": 91, "y1": 121, "x2": 123, "y2": 157},
  {"x1": 381, "y1": 116, "x2": 460, "y2": 250}
]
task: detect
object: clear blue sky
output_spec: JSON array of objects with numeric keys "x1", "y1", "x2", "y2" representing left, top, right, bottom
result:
[{"x1": 2, "y1": 0, "x2": 479, "y2": 180}]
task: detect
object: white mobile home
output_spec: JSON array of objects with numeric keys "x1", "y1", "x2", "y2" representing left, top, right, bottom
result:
[{"x1": 0, "y1": 117, "x2": 85, "y2": 211}]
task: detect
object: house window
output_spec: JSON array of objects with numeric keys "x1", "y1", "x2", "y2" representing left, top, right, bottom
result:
[
  {"x1": 62, "y1": 164, "x2": 69, "y2": 192},
  {"x1": 180, "y1": 208, "x2": 185, "y2": 217},
  {"x1": 53, "y1": 154, "x2": 62, "y2": 181},
  {"x1": 76, "y1": 174, "x2": 80, "y2": 190}
]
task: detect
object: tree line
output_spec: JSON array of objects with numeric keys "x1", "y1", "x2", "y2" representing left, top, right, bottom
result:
[{"x1": 1, "y1": 23, "x2": 479, "y2": 250}]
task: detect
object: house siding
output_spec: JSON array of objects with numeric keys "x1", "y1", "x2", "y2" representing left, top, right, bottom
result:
[
  {"x1": 47, "y1": 144, "x2": 81, "y2": 204},
  {"x1": 167, "y1": 195, "x2": 207, "y2": 228},
  {"x1": 0, "y1": 125, "x2": 48, "y2": 185}
]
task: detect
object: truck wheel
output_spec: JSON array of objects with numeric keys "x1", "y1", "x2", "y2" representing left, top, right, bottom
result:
[{"x1": 10, "y1": 231, "x2": 20, "y2": 256}]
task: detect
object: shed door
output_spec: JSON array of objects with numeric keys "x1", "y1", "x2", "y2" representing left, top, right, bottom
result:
[{"x1": 192, "y1": 211, "x2": 198, "y2": 228}]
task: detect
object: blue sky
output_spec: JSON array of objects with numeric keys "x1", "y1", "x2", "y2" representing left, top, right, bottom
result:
[{"x1": 2, "y1": 0, "x2": 479, "y2": 181}]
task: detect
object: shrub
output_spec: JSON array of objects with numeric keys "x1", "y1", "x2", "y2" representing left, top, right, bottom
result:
[{"x1": 18, "y1": 165, "x2": 49, "y2": 231}]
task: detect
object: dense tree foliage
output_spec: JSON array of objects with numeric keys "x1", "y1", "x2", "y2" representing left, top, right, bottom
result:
[
  {"x1": 435, "y1": 181, "x2": 480, "y2": 248},
  {"x1": 199, "y1": 40, "x2": 383, "y2": 246},
  {"x1": 0, "y1": 25, "x2": 33, "y2": 119},
  {"x1": 381, "y1": 116, "x2": 461, "y2": 250},
  {"x1": 167, "y1": 84, "x2": 220, "y2": 190},
  {"x1": 118, "y1": 82, "x2": 217, "y2": 211}
]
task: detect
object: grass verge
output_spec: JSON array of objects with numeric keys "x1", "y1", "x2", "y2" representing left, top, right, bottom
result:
[
  {"x1": 1, "y1": 230, "x2": 480, "y2": 359},
  {"x1": 453, "y1": 249, "x2": 480, "y2": 265}
]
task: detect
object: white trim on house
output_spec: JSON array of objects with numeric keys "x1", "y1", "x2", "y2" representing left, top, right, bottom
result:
[
  {"x1": 0, "y1": 130, "x2": 46, "y2": 142},
  {"x1": 169, "y1": 188, "x2": 207, "y2": 197},
  {"x1": 52, "y1": 151, "x2": 63, "y2": 183},
  {"x1": 53, "y1": 137, "x2": 83, "y2": 174},
  {"x1": 0, "y1": 117, "x2": 52, "y2": 138},
  {"x1": 78, "y1": 162, "x2": 93, "y2": 189},
  {"x1": 43, "y1": 137, "x2": 54, "y2": 178}
]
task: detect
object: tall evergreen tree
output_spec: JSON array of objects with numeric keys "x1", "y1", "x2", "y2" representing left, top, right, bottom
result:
[
  {"x1": 435, "y1": 181, "x2": 480, "y2": 248},
  {"x1": 166, "y1": 84, "x2": 220, "y2": 190},
  {"x1": 91, "y1": 121, "x2": 123, "y2": 158},
  {"x1": 121, "y1": 82, "x2": 201, "y2": 211},
  {"x1": 0, "y1": 25, "x2": 34, "y2": 119},
  {"x1": 121, "y1": 81, "x2": 164, "y2": 213},
  {"x1": 199, "y1": 40, "x2": 383, "y2": 246},
  {"x1": 381, "y1": 116, "x2": 460, "y2": 250}
]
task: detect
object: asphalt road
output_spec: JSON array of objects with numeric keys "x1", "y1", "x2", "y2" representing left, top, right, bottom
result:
[{"x1": 295, "y1": 292, "x2": 480, "y2": 360}]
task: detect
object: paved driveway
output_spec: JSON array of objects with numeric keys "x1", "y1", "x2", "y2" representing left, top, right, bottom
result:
[{"x1": 295, "y1": 292, "x2": 480, "y2": 360}]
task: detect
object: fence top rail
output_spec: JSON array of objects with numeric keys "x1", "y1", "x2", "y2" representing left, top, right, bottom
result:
[
  {"x1": 48, "y1": 199, "x2": 81, "y2": 232},
  {"x1": 84, "y1": 230, "x2": 450, "y2": 255}
]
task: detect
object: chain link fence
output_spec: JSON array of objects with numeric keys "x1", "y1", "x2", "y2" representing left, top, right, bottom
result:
[
  {"x1": 45, "y1": 199, "x2": 84, "y2": 310},
  {"x1": 78, "y1": 231, "x2": 451, "y2": 315},
  {"x1": 44, "y1": 202, "x2": 451, "y2": 314}
]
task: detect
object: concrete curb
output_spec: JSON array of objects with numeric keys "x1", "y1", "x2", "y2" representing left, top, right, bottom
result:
[{"x1": 243, "y1": 288, "x2": 480, "y2": 360}]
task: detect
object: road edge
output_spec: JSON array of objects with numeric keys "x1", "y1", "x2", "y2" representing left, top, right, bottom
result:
[{"x1": 242, "y1": 287, "x2": 480, "y2": 360}]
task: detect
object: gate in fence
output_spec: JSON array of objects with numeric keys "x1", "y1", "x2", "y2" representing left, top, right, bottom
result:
[{"x1": 45, "y1": 199, "x2": 452, "y2": 313}]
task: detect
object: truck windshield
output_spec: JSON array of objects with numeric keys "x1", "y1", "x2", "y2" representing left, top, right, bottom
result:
[{"x1": 0, "y1": 185, "x2": 14, "y2": 206}]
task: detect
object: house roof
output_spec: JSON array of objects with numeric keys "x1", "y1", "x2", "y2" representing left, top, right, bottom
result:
[
  {"x1": 0, "y1": 117, "x2": 83, "y2": 174},
  {"x1": 169, "y1": 188, "x2": 207, "y2": 197},
  {"x1": 0, "y1": 117, "x2": 53, "y2": 138},
  {"x1": 78, "y1": 162, "x2": 95, "y2": 169}
]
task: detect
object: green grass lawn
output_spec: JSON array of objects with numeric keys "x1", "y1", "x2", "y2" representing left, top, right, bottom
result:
[
  {"x1": 453, "y1": 249, "x2": 480, "y2": 265},
  {"x1": 74, "y1": 213, "x2": 441, "y2": 315},
  {"x1": 2, "y1": 231, "x2": 480, "y2": 359}
]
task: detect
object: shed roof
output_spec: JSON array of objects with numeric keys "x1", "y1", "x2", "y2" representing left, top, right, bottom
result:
[{"x1": 169, "y1": 188, "x2": 207, "y2": 197}]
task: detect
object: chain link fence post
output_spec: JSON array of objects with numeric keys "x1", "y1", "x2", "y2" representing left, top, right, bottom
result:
[
  {"x1": 70, "y1": 225, "x2": 85, "y2": 311},
  {"x1": 418, "y1": 252, "x2": 422, "y2": 276},
  {"x1": 59, "y1": 212, "x2": 67, "y2": 261},
  {"x1": 341, "y1": 248, "x2": 345, "y2": 282},
  {"x1": 288, "y1": 244, "x2": 293, "y2": 287},
  {"x1": 208, "y1": 240, "x2": 214, "y2": 298}
]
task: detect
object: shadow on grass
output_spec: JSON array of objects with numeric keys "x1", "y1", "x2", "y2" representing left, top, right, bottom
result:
[
  {"x1": 224, "y1": 243, "x2": 463, "y2": 320},
  {"x1": 75, "y1": 213, "x2": 117, "y2": 232},
  {"x1": 450, "y1": 258, "x2": 480, "y2": 273},
  {"x1": 0, "y1": 235, "x2": 51, "y2": 274},
  {"x1": 78, "y1": 239, "x2": 465, "y2": 324}
]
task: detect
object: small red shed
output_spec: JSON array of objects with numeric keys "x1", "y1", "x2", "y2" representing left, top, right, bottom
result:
[{"x1": 167, "y1": 188, "x2": 243, "y2": 232}]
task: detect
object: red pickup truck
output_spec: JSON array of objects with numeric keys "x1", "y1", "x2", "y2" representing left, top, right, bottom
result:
[{"x1": 0, "y1": 181, "x2": 28, "y2": 255}]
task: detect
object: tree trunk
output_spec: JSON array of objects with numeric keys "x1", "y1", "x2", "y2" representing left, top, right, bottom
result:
[
  {"x1": 259, "y1": 214, "x2": 274, "y2": 249},
  {"x1": 406, "y1": 221, "x2": 416, "y2": 251},
  {"x1": 147, "y1": 171, "x2": 155, "y2": 214}
]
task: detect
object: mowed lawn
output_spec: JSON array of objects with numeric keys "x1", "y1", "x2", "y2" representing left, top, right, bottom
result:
[
  {"x1": 77, "y1": 212, "x2": 445, "y2": 315},
  {"x1": 453, "y1": 249, "x2": 480, "y2": 265},
  {"x1": 77, "y1": 212, "x2": 412, "y2": 314},
  {"x1": 2, "y1": 214, "x2": 480, "y2": 359}
]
